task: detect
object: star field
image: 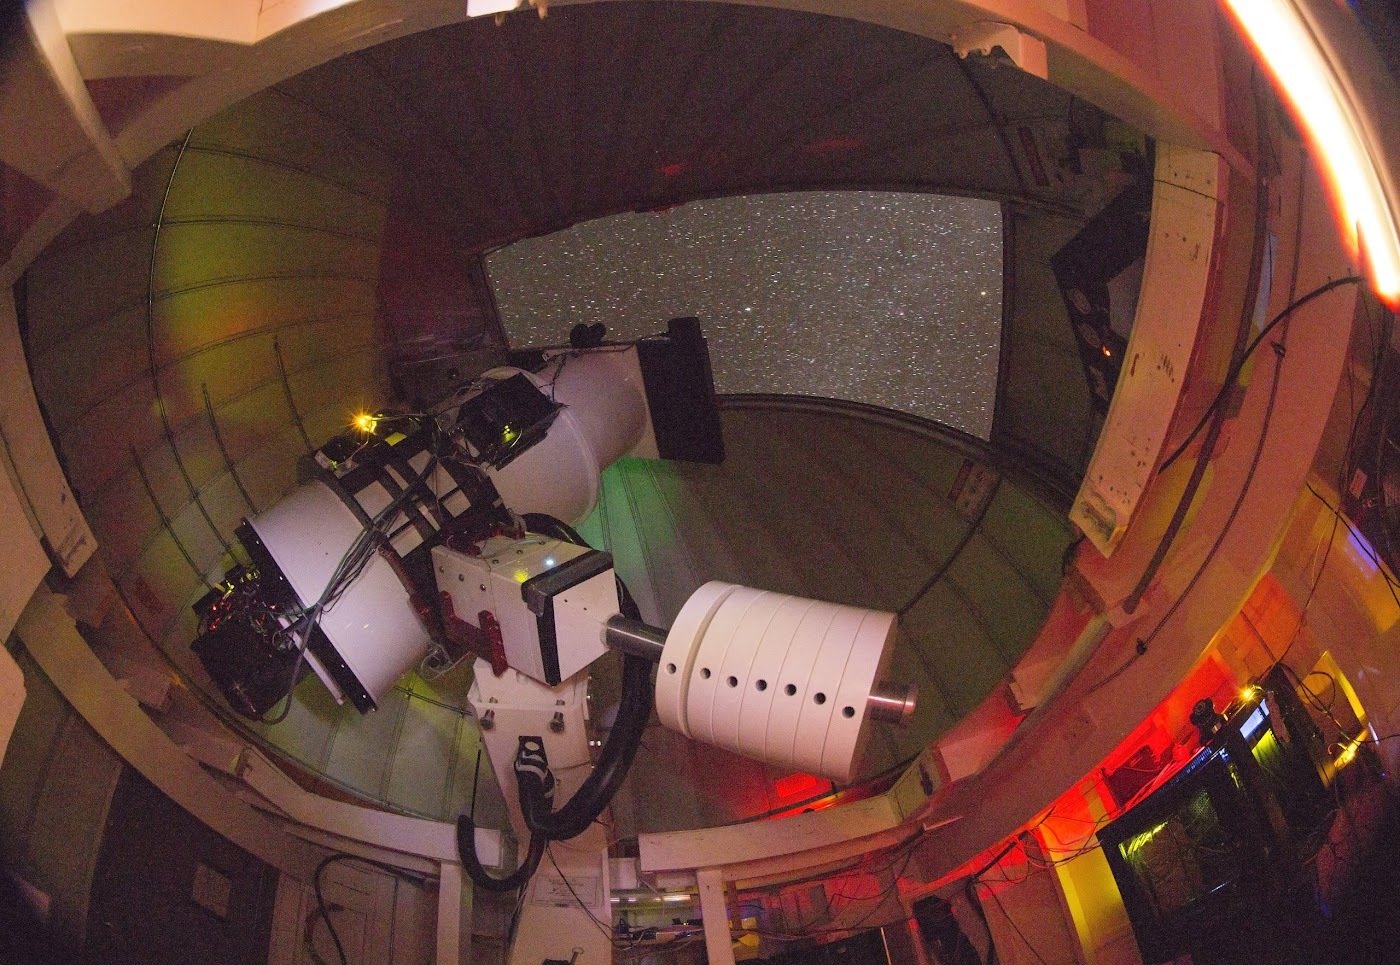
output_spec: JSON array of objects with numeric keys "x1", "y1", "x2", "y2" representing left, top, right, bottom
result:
[{"x1": 487, "y1": 191, "x2": 1003, "y2": 438}]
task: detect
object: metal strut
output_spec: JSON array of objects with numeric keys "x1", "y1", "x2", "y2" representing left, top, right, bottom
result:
[{"x1": 272, "y1": 336, "x2": 315, "y2": 455}]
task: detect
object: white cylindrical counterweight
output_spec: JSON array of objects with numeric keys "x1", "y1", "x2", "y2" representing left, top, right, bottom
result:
[{"x1": 655, "y1": 582, "x2": 901, "y2": 784}]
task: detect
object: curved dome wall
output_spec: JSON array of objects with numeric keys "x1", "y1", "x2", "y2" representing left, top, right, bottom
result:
[
  {"x1": 15, "y1": 1, "x2": 1105, "y2": 825},
  {"x1": 23, "y1": 89, "x2": 393, "y2": 638},
  {"x1": 19, "y1": 91, "x2": 509, "y2": 821},
  {"x1": 580, "y1": 399, "x2": 1074, "y2": 831}
]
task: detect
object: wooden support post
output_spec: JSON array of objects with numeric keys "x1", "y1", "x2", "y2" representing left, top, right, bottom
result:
[
  {"x1": 436, "y1": 861, "x2": 465, "y2": 965},
  {"x1": 698, "y1": 866, "x2": 737, "y2": 965}
]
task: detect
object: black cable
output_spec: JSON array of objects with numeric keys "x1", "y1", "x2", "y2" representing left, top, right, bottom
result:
[
  {"x1": 544, "y1": 845, "x2": 630, "y2": 947},
  {"x1": 522, "y1": 511, "x2": 587, "y2": 546},
  {"x1": 259, "y1": 615, "x2": 317, "y2": 725},
  {"x1": 469, "y1": 748, "x2": 483, "y2": 821},
  {"x1": 523, "y1": 650, "x2": 653, "y2": 841},
  {"x1": 1282, "y1": 515, "x2": 1343, "y2": 664},
  {"x1": 459, "y1": 732, "x2": 552, "y2": 892},
  {"x1": 1263, "y1": 290, "x2": 1392, "y2": 667},
  {"x1": 837, "y1": 849, "x2": 919, "y2": 933},
  {"x1": 1083, "y1": 638, "x2": 1148, "y2": 696},
  {"x1": 456, "y1": 814, "x2": 546, "y2": 893},
  {"x1": 312, "y1": 855, "x2": 350, "y2": 965},
  {"x1": 1365, "y1": 345, "x2": 1400, "y2": 563},
  {"x1": 1133, "y1": 339, "x2": 1280, "y2": 652},
  {"x1": 1305, "y1": 483, "x2": 1400, "y2": 605},
  {"x1": 974, "y1": 878, "x2": 1049, "y2": 965},
  {"x1": 1122, "y1": 275, "x2": 1361, "y2": 670},
  {"x1": 965, "y1": 878, "x2": 999, "y2": 965},
  {"x1": 1161, "y1": 275, "x2": 1364, "y2": 471},
  {"x1": 1229, "y1": 281, "x2": 1384, "y2": 673},
  {"x1": 1276, "y1": 663, "x2": 1357, "y2": 743},
  {"x1": 1360, "y1": 299, "x2": 1400, "y2": 566},
  {"x1": 542, "y1": 844, "x2": 703, "y2": 957},
  {"x1": 311, "y1": 853, "x2": 427, "y2": 965},
  {"x1": 1122, "y1": 112, "x2": 1274, "y2": 617},
  {"x1": 506, "y1": 885, "x2": 528, "y2": 948}
]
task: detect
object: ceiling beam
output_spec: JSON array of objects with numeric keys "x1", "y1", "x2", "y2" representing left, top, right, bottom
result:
[{"x1": 0, "y1": 0, "x2": 130, "y2": 212}]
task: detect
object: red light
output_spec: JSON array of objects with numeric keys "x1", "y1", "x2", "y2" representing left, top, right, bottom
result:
[{"x1": 773, "y1": 772, "x2": 823, "y2": 800}]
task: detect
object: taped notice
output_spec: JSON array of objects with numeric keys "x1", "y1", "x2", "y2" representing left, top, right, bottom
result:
[{"x1": 533, "y1": 872, "x2": 601, "y2": 908}]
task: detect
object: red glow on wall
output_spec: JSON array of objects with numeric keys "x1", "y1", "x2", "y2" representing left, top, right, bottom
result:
[
  {"x1": 377, "y1": 182, "x2": 499, "y2": 353},
  {"x1": 762, "y1": 772, "x2": 837, "y2": 819},
  {"x1": 0, "y1": 161, "x2": 56, "y2": 262},
  {"x1": 824, "y1": 869, "x2": 885, "y2": 903},
  {"x1": 85, "y1": 76, "x2": 188, "y2": 133},
  {"x1": 773, "y1": 772, "x2": 825, "y2": 800},
  {"x1": 802, "y1": 136, "x2": 865, "y2": 155},
  {"x1": 929, "y1": 583, "x2": 1293, "y2": 893},
  {"x1": 658, "y1": 162, "x2": 687, "y2": 178}
]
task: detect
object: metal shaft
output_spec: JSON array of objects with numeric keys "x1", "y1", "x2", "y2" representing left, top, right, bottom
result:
[
  {"x1": 604, "y1": 615, "x2": 667, "y2": 661},
  {"x1": 867, "y1": 682, "x2": 918, "y2": 726}
]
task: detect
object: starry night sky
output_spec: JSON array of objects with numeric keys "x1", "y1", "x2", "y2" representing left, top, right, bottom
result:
[{"x1": 487, "y1": 191, "x2": 1003, "y2": 439}]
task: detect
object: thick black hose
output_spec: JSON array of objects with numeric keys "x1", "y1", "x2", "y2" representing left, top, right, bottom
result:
[
  {"x1": 522, "y1": 651, "x2": 654, "y2": 840},
  {"x1": 522, "y1": 512, "x2": 587, "y2": 546},
  {"x1": 456, "y1": 814, "x2": 546, "y2": 893},
  {"x1": 516, "y1": 512, "x2": 656, "y2": 841}
]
